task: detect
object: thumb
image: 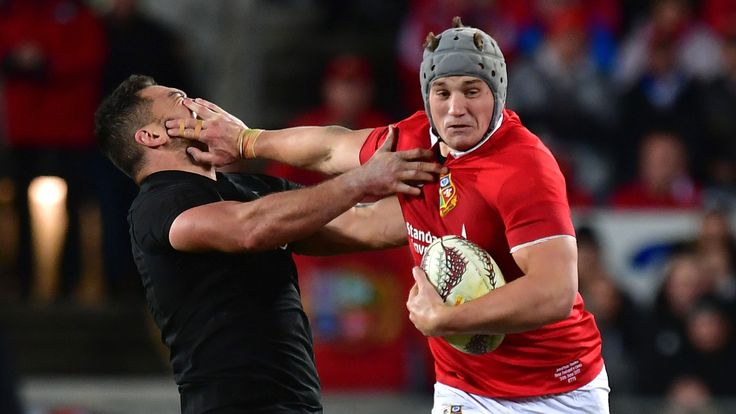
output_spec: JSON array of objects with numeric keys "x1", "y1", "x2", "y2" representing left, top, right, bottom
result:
[
  {"x1": 377, "y1": 125, "x2": 397, "y2": 153},
  {"x1": 186, "y1": 147, "x2": 215, "y2": 165},
  {"x1": 407, "y1": 282, "x2": 418, "y2": 300},
  {"x1": 412, "y1": 266, "x2": 428, "y2": 288}
]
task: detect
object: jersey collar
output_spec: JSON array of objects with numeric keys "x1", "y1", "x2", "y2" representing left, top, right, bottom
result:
[{"x1": 429, "y1": 112, "x2": 504, "y2": 159}]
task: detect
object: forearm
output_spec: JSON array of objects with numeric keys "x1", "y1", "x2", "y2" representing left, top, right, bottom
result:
[
  {"x1": 172, "y1": 128, "x2": 442, "y2": 253},
  {"x1": 420, "y1": 238, "x2": 578, "y2": 336},
  {"x1": 436, "y1": 275, "x2": 575, "y2": 335},
  {"x1": 234, "y1": 170, "x2": 368, "y2": 251},
  {"x1": 171, "y1": 170, "x2": 369, "y2": 253},
  {"x1": 168, "y1": 100, "x2": 375, "y2": 173},
  {"x1": 255, "y1": 126, "x2": 369, "y2": 175}
]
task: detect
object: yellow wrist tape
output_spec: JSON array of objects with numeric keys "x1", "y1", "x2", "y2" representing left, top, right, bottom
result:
[{"x1": 237, "y1": 128, "x2": 264, "y2": 159}]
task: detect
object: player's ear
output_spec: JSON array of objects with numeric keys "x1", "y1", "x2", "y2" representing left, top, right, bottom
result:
[{"x1": 134, "y1": 127, "x2": 167, "y2": 148}]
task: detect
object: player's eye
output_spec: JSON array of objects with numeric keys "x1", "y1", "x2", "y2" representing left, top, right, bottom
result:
[{"x1": 434, "y1": 89, "x2": 450, "y2": 98}]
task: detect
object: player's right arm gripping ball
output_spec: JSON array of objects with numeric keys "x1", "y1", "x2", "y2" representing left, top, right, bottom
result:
[{"x1": 420, "y1": 235, "x2": 506, "y2": 354}]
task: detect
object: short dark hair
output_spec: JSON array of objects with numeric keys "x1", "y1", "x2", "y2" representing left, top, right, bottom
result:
[{"x1": 95, "y1": 74, "x2": 157, "y2": 178}]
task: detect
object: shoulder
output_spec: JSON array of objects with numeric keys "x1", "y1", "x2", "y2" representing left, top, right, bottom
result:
[
  {"x1": 493, "y1": 110, "x2": 561, "y2": 174},
  {"x1": 368, "y1": 111, "x2": 428, "y2": 141},
  {"x1": 132, "y1": 173, "x2": 212, "y2": 213},
  {"x1": 395, "y1": 111, "x2": 431, "y2": 150},
  {"x1": 392, "y1": 111, "x2": 429, "y2": 141},
  {"x1": 129, "y1": 173, "x2": 222, "y2": 250},
  {"x1": 361, "y1": 111, "x2": 430, "y2": 163},
  {"x1": 474, "y1": 112, "x2": 566, "y2": 204}
]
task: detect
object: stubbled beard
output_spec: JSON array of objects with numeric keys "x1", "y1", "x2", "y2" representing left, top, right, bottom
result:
[
  {"x1": 170, "y1": 136, "x2": 206, "y2": 151},
  {"x1": 187, "y1": 139, "x2": 209, "y2": 153}
]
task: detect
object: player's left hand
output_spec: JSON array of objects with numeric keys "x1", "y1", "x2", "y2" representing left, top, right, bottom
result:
[
  {"x1": 407, "y1": 266, "x2": 448, "y2": 337},
  {"x1": 165, "y1": 98, "x2": 246, "y2": 167},
  {"x1": 357, "y1": 126, "x2": 446, "y2": 199}
]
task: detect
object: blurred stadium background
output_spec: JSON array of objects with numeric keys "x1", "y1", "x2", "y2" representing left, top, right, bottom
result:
[{"x1": 1, "y1": 0, "x2": 736, "y2": 412}]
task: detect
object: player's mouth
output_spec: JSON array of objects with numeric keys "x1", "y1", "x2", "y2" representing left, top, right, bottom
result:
[{"x1": 447, "y1": 124, "x2": 472, "y2": 133}]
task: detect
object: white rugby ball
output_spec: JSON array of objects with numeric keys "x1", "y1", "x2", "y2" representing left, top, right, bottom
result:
[{"x1": 420, "y1": 235, "x2": 506, "y2": 354}]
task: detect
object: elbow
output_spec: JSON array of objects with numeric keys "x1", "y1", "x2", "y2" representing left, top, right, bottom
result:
[
  {"x1": 235, "y1": 230, "x2": 260, "y2": 252},
  {"x1": 237, "y1": 235, "x2": 262, "y2": 252},
  {"x1": 545, "y1": 285, "x2": 577, "y2": 324},
  {"x1": 527, "y1": 278, "x2": 577, "y2": 327},
  {"x1": 238, "y1": 227, "x2": 288, "y2": 252},
  {"x1": 232, "y1": 207, "x2": 288, "y2": 252},
  {"x1": 235, "y1": 222, "x2": 273, "y2": 252},
  {"x1": 238, "y1": 233, "x2": 285, "y2": 252},
  {"x1": 513, "y1": 288, "x2": 576, "y2": 331}
]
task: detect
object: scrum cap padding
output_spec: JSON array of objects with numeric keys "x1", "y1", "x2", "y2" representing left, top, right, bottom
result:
[{"x1": 420, "y1": 25, "x2": 507, "y2": 133}]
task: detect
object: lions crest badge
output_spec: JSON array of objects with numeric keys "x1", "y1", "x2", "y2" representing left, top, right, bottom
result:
[{"x1": 439, "y1": 173, "x2": 457, "y2": 217}]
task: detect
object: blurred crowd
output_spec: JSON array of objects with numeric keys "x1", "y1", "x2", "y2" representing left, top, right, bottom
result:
[
  {"x1": 576, "y1": 210, "x2": 736, "y2": 407},
  {"x1": 0, "y1": 0, "x2": 195, "y2": 303},
  {"x1": 396, "y1": 0, "x2": 736, "y2": 211},
  {"x1": 0, "y1": 0, "x2": 736, "y2": 410}
]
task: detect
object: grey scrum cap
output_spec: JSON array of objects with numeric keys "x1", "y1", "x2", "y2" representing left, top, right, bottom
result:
[{"x1": 420, "y1": 17, "x2": 507, "y2": 137}]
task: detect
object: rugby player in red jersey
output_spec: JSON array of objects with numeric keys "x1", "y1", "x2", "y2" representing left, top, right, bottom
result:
[{"x1": 169, "y1": 17, "x2": 610, "y2": 414}]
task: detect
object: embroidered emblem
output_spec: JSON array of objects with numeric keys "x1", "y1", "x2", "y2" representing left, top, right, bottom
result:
[{"x1": 439, "y1": 173, "x2": 457, "y2": 217}]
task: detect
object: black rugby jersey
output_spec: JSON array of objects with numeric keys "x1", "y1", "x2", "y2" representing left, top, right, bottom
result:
[{"x1": 129, "y1": 170, "x2": 321, "y2": 414}]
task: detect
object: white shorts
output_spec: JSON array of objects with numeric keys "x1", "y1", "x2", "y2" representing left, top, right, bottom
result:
[{"x1": 432, "y1": 365, "x2": 610, "y2": 414}]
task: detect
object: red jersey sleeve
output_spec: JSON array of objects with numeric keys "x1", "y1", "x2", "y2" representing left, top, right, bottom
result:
[
  {"x1": 359, "y1": 125, "x2": 390, "y2": 165},
  {"x1": 359, "y1": 111, "x2": 428, "y2": 165},
  {"x1": 497, "y1": 150, "x2": 575, "y2": 250}
]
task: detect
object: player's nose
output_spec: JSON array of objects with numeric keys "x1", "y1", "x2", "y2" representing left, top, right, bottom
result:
[{"x1": 447, "y1": 93, "x2": 467, "y2": 116}]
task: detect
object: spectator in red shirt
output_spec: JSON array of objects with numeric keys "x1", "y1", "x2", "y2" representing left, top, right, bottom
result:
[
  {"x1": 610, "y1": 131, "x2": 701, "y2": 209},
  {"x1": 0, "y1": 0, "x2": 107, "y2": 299},
  {"x1": 266, "y1": 53, "x2": 392, "y2": 185}
]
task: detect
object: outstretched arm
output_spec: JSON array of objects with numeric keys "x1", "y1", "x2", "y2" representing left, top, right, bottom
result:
[
  {"x1": 257, "y1": 126, "x2": 369, "y2": 175},
  {"x1": 165, "y1": 98, "x2": 369, "y2": 175},
  {"x1": 169, "y1": 132, "x2": 441, "y2": 253},
  {"x1": 169, "y1": 173, "x2": 367, "y2": 253}
]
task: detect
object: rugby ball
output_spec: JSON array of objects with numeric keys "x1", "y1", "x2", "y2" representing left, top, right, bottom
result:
[{"x1": 420, "y1": 235, "x2": 506, "y2": 354}]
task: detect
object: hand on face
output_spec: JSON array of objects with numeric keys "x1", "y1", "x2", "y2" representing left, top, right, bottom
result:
[
  {"x1": 165, "y1": 98, "x2": 247, "y2": 167},
  {"x1": 353, "y1": 126, "x2": 447, "y2": 198}
]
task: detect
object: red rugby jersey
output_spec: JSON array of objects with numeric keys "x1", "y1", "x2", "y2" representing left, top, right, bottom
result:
[{"x1": 359, "y1": 110, "x2": 603, "y2": 398}]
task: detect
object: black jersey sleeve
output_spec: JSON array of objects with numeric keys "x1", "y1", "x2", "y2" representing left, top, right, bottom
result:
[
  {"x1": 129, "y1": 179, "x2": 222, "y2": 254},
  {"x1": 222, "y1": 173, "x2": 303, "y2": 197},
  {"x1": 130, "y1": 172, "x2": 302, "y2": 254}
]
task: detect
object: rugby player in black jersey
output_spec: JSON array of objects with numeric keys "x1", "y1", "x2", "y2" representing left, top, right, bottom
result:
[{"x1": 94, "y1": 75, "x2": 443, "y2": 414}]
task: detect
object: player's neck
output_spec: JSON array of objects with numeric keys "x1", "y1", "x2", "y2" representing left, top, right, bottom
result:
[
  {"x1": 439, "y1": 142, "x2": 452, "y2": 157},
  {"x1": 136, "y1": 151, "x2": 216, "y2": 184}
]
